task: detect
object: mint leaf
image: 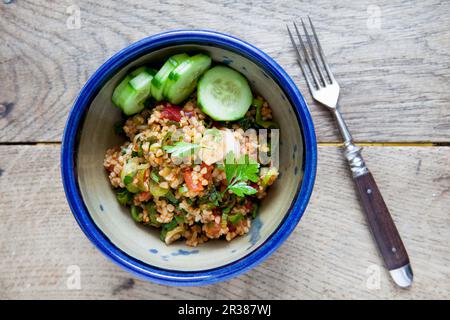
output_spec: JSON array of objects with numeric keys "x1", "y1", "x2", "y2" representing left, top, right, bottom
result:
[{"x1": 163, "y1": 142, "x2": 200, "y2": 158}]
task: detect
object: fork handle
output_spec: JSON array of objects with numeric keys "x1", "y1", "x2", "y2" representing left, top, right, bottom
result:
[{"x1": 342, "y1": 141, "x2": 413, "y2": 287}]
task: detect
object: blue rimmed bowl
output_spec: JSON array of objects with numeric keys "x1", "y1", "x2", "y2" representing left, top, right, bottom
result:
[{"x1": 61, "y1": 30, "x2": 317, "y2": 286}]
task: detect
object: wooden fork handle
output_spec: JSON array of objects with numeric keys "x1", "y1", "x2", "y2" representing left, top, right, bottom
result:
[
  {"x1": 354, "y1": 171, "x2": 410, "y2": 270},
  {"x1": 342, "y1": 141, "x2": 413, "y2": 287}
]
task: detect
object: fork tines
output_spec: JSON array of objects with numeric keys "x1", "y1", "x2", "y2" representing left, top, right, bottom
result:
[{"x1": 287, "y1": 17, "x2": 334, "y2": 91}]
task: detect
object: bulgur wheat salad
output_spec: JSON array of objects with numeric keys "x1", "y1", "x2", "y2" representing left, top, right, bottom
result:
[{"x1": 104, "y1": 53, "x2": 279, "y2": 246}]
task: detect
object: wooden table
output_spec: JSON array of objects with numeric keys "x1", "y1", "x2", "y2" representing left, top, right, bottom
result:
[{"x1": 1, "y1": 0, "x2": 449, "y2": 299}]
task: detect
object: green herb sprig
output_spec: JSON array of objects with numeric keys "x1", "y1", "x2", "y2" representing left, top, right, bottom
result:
[
  {"x1": 223, "y1": 153, "x2": 259, "y2": 197},
  {"x1": 163, "y1": 142, "x2": 200, "y2": 158}
]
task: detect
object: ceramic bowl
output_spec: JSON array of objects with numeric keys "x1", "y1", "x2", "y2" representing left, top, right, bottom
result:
[{"x1": 61, "y1": 30, "x2": 317, "y2": 286}]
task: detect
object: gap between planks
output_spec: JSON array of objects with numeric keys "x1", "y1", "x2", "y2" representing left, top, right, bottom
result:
[
  {"x1": 318, "y1": 142, "x2": 450, "y2": 147},
  {"x1": 0, "y1": 142, "x2": 449, "y2": 147}
]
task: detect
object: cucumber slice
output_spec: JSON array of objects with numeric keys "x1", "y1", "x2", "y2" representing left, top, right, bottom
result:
[
  {"x1": 112, "y1": 75, "x2": 131, "y2": 108},
  {"x1": 130, "y1": 66, "x2": 147, "y2": 77},
  {"x1": 130, "y1": 66, "x2": 157, "y2": 77},
  {"x1": 151, "y1": 53, "x2": 189, "y2": 101},
  {"x1": 197, "y1": 65, "x2": 252, "y2": 121},
  {"x1": 115, "y1": 84, "x2": 144, "y2": 115},
  {"x1": 112, "y1": 68, "x2": 157, "y2": 115},
  {"x1": 129, "y1": 70, "x2": 153, "y2": 100},
  {"x1": 165, "y1": 53, "x2": 212, "y2": 104},
  {"x1": 120, "y1": 158, "x2": 140, "y2": 193}
]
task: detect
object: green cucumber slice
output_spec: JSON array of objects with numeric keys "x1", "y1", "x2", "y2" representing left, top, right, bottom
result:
[
  {"x1": 165, "y1": 53, "x2": 212, "y2": 104},
  {"x1": 129, "y1": 70, "x2": 153, "y2": 100},
  {"x1": 150, "y1": 53, "x2": 189, "y2": 101},
  {"x1": 197, "y1": 65, "x2": 252, "y2": 121},
  {"x1": 112, "y1": 68, "x2": 157, "y2": 115},
  {"x1": 120, "y1": 158, "x2": 140, "y2": 193},
  {"x1": 115, "y1": 84, "x2": 144, "y2": 115},
  {"x1": 131, "y1": 66, "x2": 157, "y2": 77},
  {"x1": 112, "y1": 75, "x2": 131, "y2": 108},
  {"x1": 130, "y1": 66, "x2": 147, "y2": 77}
]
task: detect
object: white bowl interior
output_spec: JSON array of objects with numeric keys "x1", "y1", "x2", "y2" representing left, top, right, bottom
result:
[{"x1": 77, "y1": 44, "x2": 304, "y2": 271}]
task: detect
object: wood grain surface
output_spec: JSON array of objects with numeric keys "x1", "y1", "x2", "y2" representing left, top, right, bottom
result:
[
  {"x1": 1, "y1": 145, "x2": 448, "y2": 299},
  {"x1": 1, "y1": 0, "x2": 450, "y2": 142}
]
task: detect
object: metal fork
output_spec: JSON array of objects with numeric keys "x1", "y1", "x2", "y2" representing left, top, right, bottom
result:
[{"x1": 287, "y1": 18, "x2": 413, "y2": 288}]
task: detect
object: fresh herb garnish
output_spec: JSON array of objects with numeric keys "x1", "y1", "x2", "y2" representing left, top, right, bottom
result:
[
  {"x1": 130, "y1": 205, "x2": 142, "y2": 222},
  {"x1": 175, "y1": 212, "x2": 186, "y2": 224},
  {"x1": 251, "y1": 203, "x2": 259, "y2": 219},
  {"x1": 254, "y1": 97, "x2": 279, "y2": 129},
  {"x1": 198, "y1": 185, "x2": 221, "y2": 207},
  {"x1": 159, "y1": 219, "x2": 178, "y2": 241},
  {"x1": 163, "y1": 141, "x2": 200, "y2": 158},
  {"x1": 229, "y1": 213, "x2": 244, "y2": 225},
  {"x1": 123, "y1": 175, "x2": 134, "y2": 185},
  {"x1": 223, "y1": 153, "x2": 259, "y2": 197},
  {"x1": 150, "y1": 168, "x2": 160, "y2": 183},
  {"x1": 221, "y1": 206, "x2": 232, "y2": 228},
  {"x1": 164, "y1": 190, "x2": 179, "y2": 205},
  {"x1": 116, "y1": 188, "x2": 132, "y2": 206},
  {"x1": 144, "y1": 203, "x2": 160, "y2": 227},
  {"x1": 131, "y1": 144, "x2": 144, "y2": 158},
  {"x1": 228, "y1": 181, "x2": 258, "y2": 197},
  {"x1": 236, "y1": 117, "x2": 254, "y2": 131},
  {"x1": 166, "y1": 120, "x2": 181, "y2": 127},
  {"x1": 162, "y1": 131, "x2": 173, "y2": 146}
]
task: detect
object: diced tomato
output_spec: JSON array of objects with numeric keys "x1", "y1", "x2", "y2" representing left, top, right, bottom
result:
[
  {"x1": 201, "y1": 162, "x2": 214, "y2": 180},
  {"x1": 219, "y1": 183, "x2": 227, "y2": 192},
  {"x1": 212, "y1": 208, "x2": 222, "y2": 217},
  {"x1": 244, "y1": 199, "x2": 254, "y2": 210},
  {"x1": 138, "y1": 192, "x2": 151, "y2": 202},
  {"x1": 227, "y1": 222, "x2": 237, "y2": 232},
  {"x1": 161, "y1": 104, "x2": 182, "y2": 122},
  {"x1": 107, "y1": 165, "x2": 115, "y2": 172},
  {"x1": 205, "y1": 221, "x2": 222, "y2": 236},
  {"x1": 183, "y1": 169, "x2": 203, "y2": 192},
  {"x1": 250, "y1": 182, "x2": 259, "y2": 190}
]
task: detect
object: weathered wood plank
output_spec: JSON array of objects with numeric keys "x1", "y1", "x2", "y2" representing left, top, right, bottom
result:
[
  {"x1": 0, "y1": 145, "x2": 448, "y2": 299},
  {"x1": 0, "y1": 0, "x2": 449, "y2": 142}
]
